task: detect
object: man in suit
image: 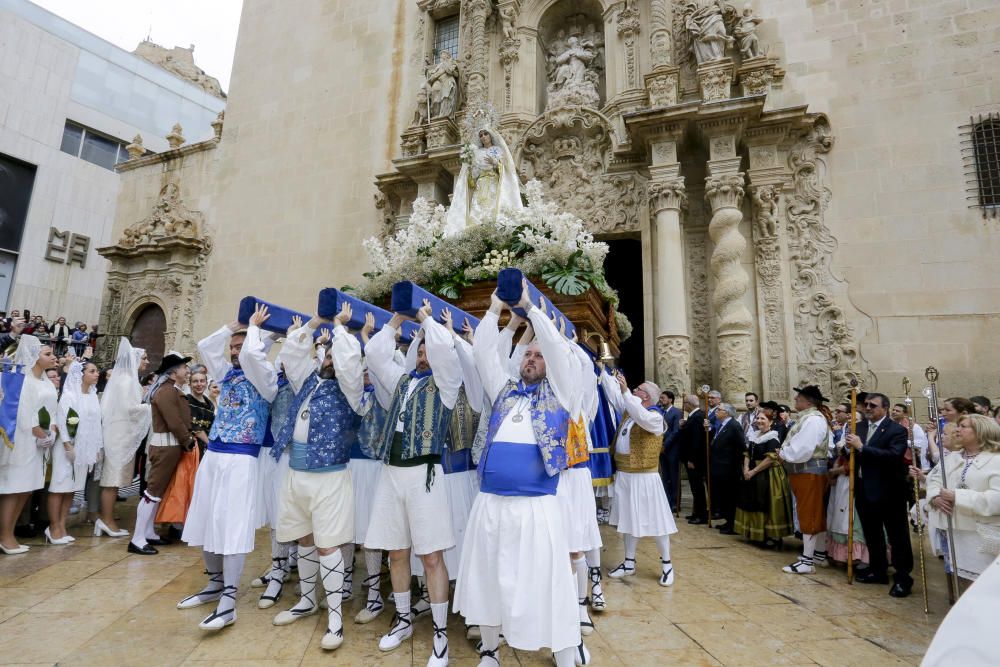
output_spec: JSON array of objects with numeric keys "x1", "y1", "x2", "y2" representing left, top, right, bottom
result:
[
  {"x1": 678, "y1": 395, "x2": 709, "y2": 524},
  {"x1": 658, "y1": 390, "x2": 683, "y2": 513},
  {"x1": 845, "y1": 392, "x2": 913, "y2": 597},
  {"x1": 709, "y1": 403, "x2": 745, "y2": 534},
  {"x1": 707, "y1": 390, "x2": 722, "y2": 435}
]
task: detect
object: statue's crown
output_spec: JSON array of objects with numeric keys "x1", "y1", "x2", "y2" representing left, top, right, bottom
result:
[{"x1": 462, "y1": 102, "x2": 500, "y2": 141}]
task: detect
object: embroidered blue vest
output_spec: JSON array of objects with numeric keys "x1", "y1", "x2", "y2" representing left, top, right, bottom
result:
[
  {"x1": 270, "y1": 372, "x2": 356, "y2": 470},
  {"x1": 269, "y1": 380, "x2": 295, "y2": 445},
  {"x1": 208, "y1": 368, "x2": 270, "y2": 445},
  {"x1": 352, "y1": 388, "x2": 386, "y2": 460},
  {"x1": 482, "y1": 379, "x2": 569, "y2": 477},
  {"x1": 375, "y1": 374, "x2": 451, "y2": 463}
]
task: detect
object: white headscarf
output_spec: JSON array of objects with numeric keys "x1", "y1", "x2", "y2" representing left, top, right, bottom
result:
[
  {"x1": 13, "y1": 334, "x2": 42, "y2": 370},
  {"x1": 101, "y1": 339, "x2": 151, "y2": 464},
  {"x1": 60, "y1": 360, "x2": 103, "y2": 468}
]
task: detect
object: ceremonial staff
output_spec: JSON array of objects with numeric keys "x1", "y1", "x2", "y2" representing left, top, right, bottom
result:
[
  {"x1": 925, "y1": 366, "x2": 961, "y2": 604},
  {"x1": 903, "y1": 376, "x2": 930, "y2": 614},
  {"x1": 847, "y1": 375, "x2": 859, "y2": 585},
  {"x1": 699, "y1": 384, "x2": 712, "y2": 524}
]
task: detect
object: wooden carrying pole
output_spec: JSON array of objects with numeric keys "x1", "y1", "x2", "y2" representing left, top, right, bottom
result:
[
  {"x1": 847, "y1": 376, "x2": 859, "y2": 584},
  {"x1": 903, "y1": 377, "x2": 930, "y2": 614}
]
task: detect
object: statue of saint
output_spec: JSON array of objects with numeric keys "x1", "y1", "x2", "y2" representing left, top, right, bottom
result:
[
  {"x1": 733, "y1": 4, "x2": 763, "y2": 59},
  {"x1": 546, "y1": 34, "x2": 601, "y2": 109},
  {"x1": 685, "y1": 1, "x2": 735, "y2": 64},
  {"x1": 426, "y1": 50, "x2": 460, "y2": 119},
  {"x1": 444, "y1": 126, "x2": 522, "y2": 236}
]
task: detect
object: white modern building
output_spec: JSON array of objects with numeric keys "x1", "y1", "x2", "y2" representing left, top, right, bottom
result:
[{"x1": 0, "y1": 0, "x2": 225, "y2": 324}]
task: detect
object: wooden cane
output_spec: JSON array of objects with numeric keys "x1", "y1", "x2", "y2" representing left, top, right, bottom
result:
[
  {"x1": 700, "y1": 385, "x2": 712, "y2": 525},
  {"x1": 903, "y1": 377, "x2": 930, "y2": 614},
  {"x1": 847, "y1": 376, "x2": 859, "y2": 585}
]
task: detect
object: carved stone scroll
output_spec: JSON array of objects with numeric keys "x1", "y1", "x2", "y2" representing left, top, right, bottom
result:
[{"x1": 750, "y1": 184, "x2": 789, "y2": 398}]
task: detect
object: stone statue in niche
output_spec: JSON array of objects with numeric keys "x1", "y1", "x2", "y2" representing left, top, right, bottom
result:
[
  {"x1": 423, "y1": 50, "x2": 461, "y2": 119},
  {"x1": 544, "y1": 19, "x2": 604, "y2": 110},
  {"x1": 683, "y1": 0, "x2": 735, "y2": 64},
  {"x1": 412, "y1": 83, "x2": 430, "y2": 125},
  {"x1": 733, "y1": 3, "x2": 763, "y2": 59},
  {"x1": 500, "y1": 5, "x2": 517, "y2": 41}
]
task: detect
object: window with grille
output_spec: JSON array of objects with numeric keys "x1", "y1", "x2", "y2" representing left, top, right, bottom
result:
[
  {"x1": 433, "y1": 15, "x2": 460, "y2": 62},
  {"x1": 961, "y1": 112, "x2": 1000, "y2": 218}
]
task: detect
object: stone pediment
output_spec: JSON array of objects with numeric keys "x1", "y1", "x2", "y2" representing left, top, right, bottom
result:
[{"x1": 101, "y1": 183, "x2": 209, "y2": 256}]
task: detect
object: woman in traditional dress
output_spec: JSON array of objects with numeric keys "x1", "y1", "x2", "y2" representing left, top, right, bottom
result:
[
  {"x1": 96, "y1": 340, "x2": 151, "y2": 537},
  {"x1": 927, "y1": 414, "x2": 1000, "y2": 582},
  {"x1": 0, "y1": 336, "x2": 59, "y2": 554},
  {"x1": 47, "y1": 360, "x2": 103, "y2": 543},
  {"x1": 827, "y1": 434, "x2": 870, "y2": 566},
  {"x1": 734, "y1": 411, "x2": 793, "y2": 547},
  {"x1": 444, "y1": 125, "x2": 522, "y2": 235},
  {"x1": 186, "y1": 365, "x2": 216, "y2": 457}
]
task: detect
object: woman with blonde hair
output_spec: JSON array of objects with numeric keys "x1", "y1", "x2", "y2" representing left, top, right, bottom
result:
[{"x1": 927, "y1": 414, "x2": 1000, "y2": 582}]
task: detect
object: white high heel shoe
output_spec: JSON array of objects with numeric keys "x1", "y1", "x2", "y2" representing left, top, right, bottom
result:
[
  {"x1": 0, "y1": 543, "x2": 30, "y2": 555},
  {"x1": 44, "y1": 527, "x2": 73, "y2": 545},
  {"x1": 94, "y1": 518, "x2": 129, "y2": 538}
]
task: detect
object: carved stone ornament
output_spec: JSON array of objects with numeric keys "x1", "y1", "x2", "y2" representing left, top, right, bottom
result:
[
  {"x1": 750, "y1": 184, "x2": 788, "y2": 398},
  {"x1": 656, "y1": 335, "x2": 691, "y2": 395},
  {"x1": 126, "y1": 135, "x2": 145, "y2": 160},
  {"x1": 697, "y1": 58, "x2": 734, "y2": 102},
  {"x1": 517, "y1": 107, "x2": 643, "y2": 234},
  {"x1": 684, "y1": 227, "x2": 712, "y2": 386},
  {"x1": 461, "y1": 0, "x2": 493, "y2": 106},
  {"x1": 737, "y1": 56, "x2": 775, "y2": 97},
  {"x1": 648, "y1": 177, "x2": 687, "y2": 214},
  {"x1": 617, "y1": 0, "x2": 642, "y2": 89},
  {"x1": 543, "y1": 16, "x2": 605, "y2": 110},
  {"x1": 96, "y1": 182, "x2": 213, "y2": 367},
  {"x1": 645, "y1": 68, "x2": 679, "y2": 108},
  {"x1": 211, "y1": 111, "x2": 225, "y2": 141},
  {"x1": 118, "y1": 183, "x2": 204, "y2": 248},
  {"x1": 498, "y1": 4, "x2": 521, "y2": 110},
  {"x1": 425, "y1": 117, "x2": 459, "y2": 150},
  {"x1": 166, "y1": 123, "x2": 185, "y2": 149},
  {"x1": 785, "y1": 116, "x2": 875, "y2": 396},
  {"x1": 649, "y1": 0, "x2": 673, "y2": 69},
  {"x1": 401, "y1": 128, "x2": 426, "y2": 157}
]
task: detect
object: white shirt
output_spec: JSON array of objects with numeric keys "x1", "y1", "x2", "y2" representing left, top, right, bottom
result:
[
  {"x1": 278, "y1": 322, "x2": 363, "y2": 443},
  {"x1": 779, "y1": 412, "x2": 830, "y2": 464},
  {"x1": 473, "y1": 307, "x2": 577, "y2": 445},
  {"x1": 197, "y1": 324, "x2": 278, "y2": 403},
  {"x1": 366, "y1": 316, "x2": 462, "y2": 416},
  {"x1": 599, "y1": 372, "x2": 665, "y2": 455}
]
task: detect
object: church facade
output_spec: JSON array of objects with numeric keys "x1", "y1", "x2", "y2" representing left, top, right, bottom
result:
[{"x1": 99, "y1": 0, "x2": 1000, "y2": 404}]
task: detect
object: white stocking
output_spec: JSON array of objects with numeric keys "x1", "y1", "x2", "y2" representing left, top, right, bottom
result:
[
  {"x1": 654, "y1": 535, "x2": 671, "y2": 563},
  {"x1": 130, "y1": 494, "x2": 159, "y2": 548},
  {"x1": 291, "y1": 546, "x2": 319, "y2": 612},
  {"x1": 624, "y1": 534, "x2": 638, "y2": 561},
  {"x1": 479, "y1": 625, "x2": 501, "y2": 665},
  {"x1": 340, "y1": 543, "x2": 355, "y2": 598},
  {"x1": 801, "y1": 533, "x2": 816, "y2": 561},
  {"x1": 319, "y1": 550, "x2": 345, "y2": 639}
]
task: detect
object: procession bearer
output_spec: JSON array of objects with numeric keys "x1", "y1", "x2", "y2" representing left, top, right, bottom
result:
[
  {"x1": 267, "y1": 303, "x2": 363, "y2": 651},
  {"x1": 363, "y1": 300, "x2": 462, "y2": 667}
]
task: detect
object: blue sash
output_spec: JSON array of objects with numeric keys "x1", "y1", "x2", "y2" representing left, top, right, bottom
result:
[
  {"x1": 208, "y1": 439, "x2": 261, "y2": 458},
  {"x1": 480, "y1": 440, "x2": 558, "y2": 497}
]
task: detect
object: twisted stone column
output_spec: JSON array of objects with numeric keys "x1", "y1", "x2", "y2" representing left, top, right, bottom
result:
[
  {"x1": 705, "y1": 172, "x2": 752, "y2": 402},
  {"x1": 462, "y1": 0, "x2": 492, "y2": 106},
  {"x1": 649, "y1": 177, "x2": 690, "y2": 395}
]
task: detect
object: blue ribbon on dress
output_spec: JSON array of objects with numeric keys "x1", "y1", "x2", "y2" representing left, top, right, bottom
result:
[
  {"x1": 509, "y1": 382, "x2": 539, "y2": 398},
  {"x1": 408, "y1": 369, "x2": 433, "y2": 380}
]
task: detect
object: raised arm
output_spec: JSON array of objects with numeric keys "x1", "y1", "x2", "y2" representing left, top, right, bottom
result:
[
  {"x1": 524, "y1": 300, "x2": 574, "y2": 412},
  {"x1": 330, "y1": 320, "x2": 364, "y2": 413},
  {"x1": 197, "y1": 325, "x2": 235, "y2": 383},
  {"x1": 420, "y1": 309, "x2": 461, "y2": 410},
  {"x1": 620, "y1": 389, "x2": 666, "y2": 435},
  {"x1": 599, "y1": 368, "x2": 625, "y2": 415},
  {"x1": 366, "y1": 315, "x2": 407, "y2": 409},
  {"x1": 454, "y1": 336, "x2": 484, "y2": 414},
  {"x1": 474, "y1": 296, "x2": 510, "y2": 404},
  {"x1": 239, "y1": 324, "x2": 279, "y2": 402}
]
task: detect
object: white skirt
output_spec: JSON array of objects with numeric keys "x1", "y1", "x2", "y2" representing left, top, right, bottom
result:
[
  {"x1": 48, "y1": 445, "x2": 87, "y2": 493},
  {"x1": 557, "y1": 467, "x2": 602, "y2": 552},
  {"x1": 413, "y1": 469, "x2": 479, "y2": 577},
  {"x1": 349, "y1": 458, "x2": 382, "y2": 545},
  {"x1": 453, "y1": 493, "x2": 581, "y2": 652},
  {"x1": 610, "y1": 471, "x2": 678, "y2": 538},
  {"x1": 99, "y1": 452, "x2": 135, "y2": 489},
  {"x1": 0, "y1": 453, "x2": 44, "y2": 494},
  {"x1": 182, "y1": 451, "x2": 259, "y2": 555},
  {"x1": 253, "y1": 449, "x2": 282, "y2": 529}
]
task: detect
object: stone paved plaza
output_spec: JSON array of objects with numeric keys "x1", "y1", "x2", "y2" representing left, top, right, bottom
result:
[{"x1": 0, "y1": 497, "x2": 944, "y2": 666}]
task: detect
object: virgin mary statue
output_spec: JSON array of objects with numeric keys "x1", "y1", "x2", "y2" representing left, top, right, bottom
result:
[{"x1": 444, "y1": 126, "x2": 522, "y2": 236}]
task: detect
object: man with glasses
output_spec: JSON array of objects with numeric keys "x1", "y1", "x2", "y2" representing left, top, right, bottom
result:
[{"x1": 845, "y1": 393, "x2": 913, "y2": 597}]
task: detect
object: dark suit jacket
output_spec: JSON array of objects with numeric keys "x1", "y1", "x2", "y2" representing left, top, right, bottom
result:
[
  {"x1": 854, "y1": 417, "x2": 909, "y2": 503},
  {"x1": 711, "y1": 418, "x2": 746, "y2": 474},
  {"x1": 678, "y1": 408, "x2": 708, "y2": 469},
  {"x1": 661, "y1": 405, "x2": 682, "y2": 451}
]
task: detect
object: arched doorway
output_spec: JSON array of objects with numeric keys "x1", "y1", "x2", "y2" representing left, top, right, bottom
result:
[{"x1": 129, "y1": 304, "x2": 166, "y2": 374}]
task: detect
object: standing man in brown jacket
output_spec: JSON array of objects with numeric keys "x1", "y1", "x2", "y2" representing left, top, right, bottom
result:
[{"x1": 129, "y1": 352, "x2": 195, "y2": 555}]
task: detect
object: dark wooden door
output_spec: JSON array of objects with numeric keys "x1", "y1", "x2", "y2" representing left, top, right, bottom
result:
[{"x1": 130, "y1": 304, "x2": 166, "y2": 374}]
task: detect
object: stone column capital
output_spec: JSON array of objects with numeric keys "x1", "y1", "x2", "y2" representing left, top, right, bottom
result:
[
  {"x1": 705, "y1": 172, "x2": 746, "y2": 212},
  {"x1": 649, "y1": 177, "x2": 687, "y2": 215}
]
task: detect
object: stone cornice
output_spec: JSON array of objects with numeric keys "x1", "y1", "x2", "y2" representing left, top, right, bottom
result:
[{"x1": 115, "y1": 138, "x2": 218, "y2": 172}]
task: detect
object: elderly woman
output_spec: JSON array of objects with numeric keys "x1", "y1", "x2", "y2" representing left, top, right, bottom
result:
[
  {"x1": 734, "y1": 411, "x2": 793, "y2": 547},
  {"x1": 927, "y1": 414, "x2": 1000, "y2": 582}
]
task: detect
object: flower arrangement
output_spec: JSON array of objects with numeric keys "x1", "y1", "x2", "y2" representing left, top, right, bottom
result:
[
  {"x1": 459, "y1": 142, "x2": 476, "y2": 166},
  {"x1": 66, "y1": 408, "x2": 80, "y2": 439},
  {"x1": 351, "y1": 180, "x2": 632, "y2": 340}
]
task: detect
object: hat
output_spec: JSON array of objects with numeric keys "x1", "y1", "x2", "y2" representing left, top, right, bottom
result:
[
  {"x1": 759, "y1": 400, "x2": 781, "y2": 411},
  {"x1": 154, "y1": 351, "x2": 192, "y2": 376},
  {"x1": 793, "y1": 385, "x2": 829, "y2": 404}
]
